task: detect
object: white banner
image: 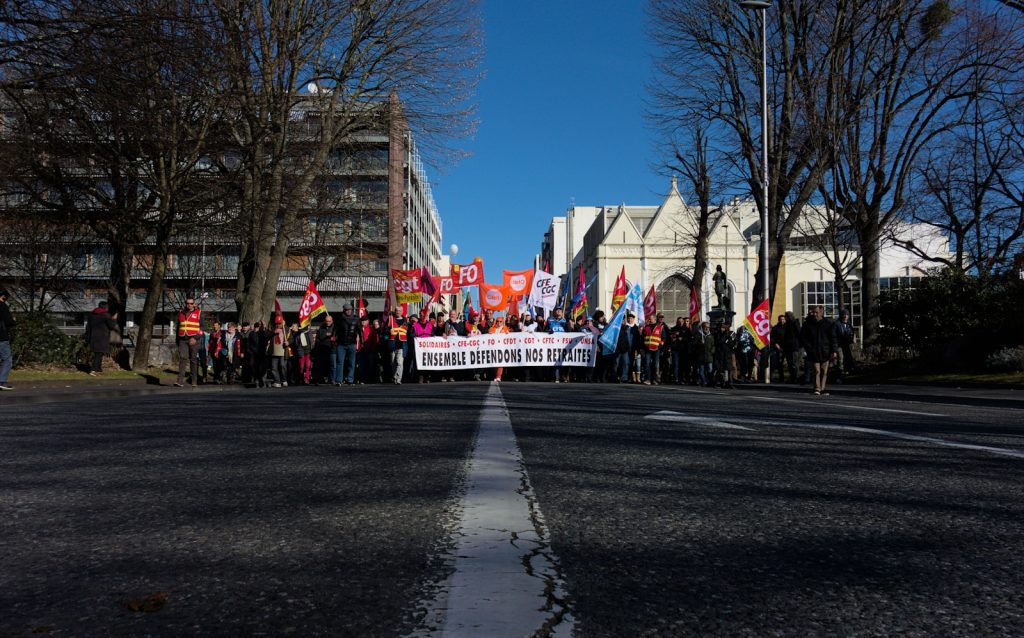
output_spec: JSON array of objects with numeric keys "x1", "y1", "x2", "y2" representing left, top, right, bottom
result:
[
  {"x1": 415, "y1": 332, "x2": 597, "y2": 370},
  {"x1": 527, "y1": 269, "x2": 559, "y2": 311}
]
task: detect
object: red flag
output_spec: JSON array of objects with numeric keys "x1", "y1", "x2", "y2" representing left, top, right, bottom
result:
[
  {"x1": 611, "y1": 266, "x2": 627, "y2": 312},
  {"x1": 451, "y1": 258, "x2": 484, "y2": 287},
  {"x1": 274, "y1": 299, "x2": 284, "y2": 325},
  {"x1": 420, "y1": 266, "x2": 437, "y2": 299},
  {"x1": 643, "y1": 285, "x2": 657, "y2": 318},
  {"x1": 357, "y1": 297, "x2": 367, "y2": 319},
  {"x1": 689, "y1": 286, "x2": 702, "y2": 325},
  {"x1": 742, "y1": 298, "x2": 772, "y2": 349},
  {"x1": 571, "y1": 265, "x2": 588, "y2": 321},
  {"x1": 392, "y1": 268, "x2": 423, "y2": 304},
  {"x1": 297, "y1": 281, "x2": 327, "y2": 328}
]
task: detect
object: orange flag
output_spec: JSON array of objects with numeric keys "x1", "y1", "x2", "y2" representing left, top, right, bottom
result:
[
  {"x1": 479, "y1": 282, "x2": 508, "y2": 312},
  {"x1": 298, "y1": 280, "x2": 327, "y2": 328},
  {"x1": 502, "y1": 269, "x2": 534, "y2": 297}
]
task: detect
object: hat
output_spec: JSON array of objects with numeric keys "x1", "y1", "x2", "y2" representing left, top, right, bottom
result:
[
  {"x1": 468, "y1": 310, "x2": 479, "y2": 319},
  {"x1": 342, "y1": 304, "x2": 352, "y2": 311},
  {"x1": 360, "y1": 314, "x2": 369, "y2": 321},
  {"x1": 0, "y1": 289, "x2": 9, "y2": 298}
]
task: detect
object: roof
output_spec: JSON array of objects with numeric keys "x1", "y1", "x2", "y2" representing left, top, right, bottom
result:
[{"x1": 277, "y1": 275, "x2": 388, "y2": 293}]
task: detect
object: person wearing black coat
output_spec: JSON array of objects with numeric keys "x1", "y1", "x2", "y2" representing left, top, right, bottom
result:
[
  {"x1": 800, "y1": 305, "x2": 838, "y2": 395},
  {"x1": 85, "y1": 301, "x2": 118, "y2": 375},
  {"x1": 615, "y1": 313, "x2": 642, "y2": 383},
  {"x1": 782, "y1": 311, "x2": 802, "y2": 383},
  {"x1": 0, "y1": 288, "x2": 17, "y2": 390}
]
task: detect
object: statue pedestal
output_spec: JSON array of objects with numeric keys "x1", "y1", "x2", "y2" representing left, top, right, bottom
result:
[{"x1": 708, "y1": 308, "x2": 736, "y2": 327}]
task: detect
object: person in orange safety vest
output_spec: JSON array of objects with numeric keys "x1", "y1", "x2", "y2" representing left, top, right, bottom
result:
[{"x1": 176, "y1": 296, "x2": 202, "y2": 387}]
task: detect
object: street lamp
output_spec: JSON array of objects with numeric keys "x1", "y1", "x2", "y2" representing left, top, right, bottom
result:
[{"x1": 740, "y1": 0, "x2": 771, "y2": 381}]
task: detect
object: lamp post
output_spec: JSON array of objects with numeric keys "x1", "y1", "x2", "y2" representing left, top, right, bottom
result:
[{"x1": 740, "y1": 0, "x2": 771, "y2": 381}]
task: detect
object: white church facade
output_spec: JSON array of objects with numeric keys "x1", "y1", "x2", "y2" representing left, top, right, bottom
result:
[{"x1": 539, "y1": 177, "x2": 950, "y2": 338}]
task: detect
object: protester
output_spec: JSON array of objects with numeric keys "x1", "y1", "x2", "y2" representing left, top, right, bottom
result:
[
  {"x1": 315, "y1": 315, "x2": 339, "y2": 385},
  {"x1": 669, "y1": 317, "x2": 693, "y2": 384},
  {"x1": 384, "y1": 309, "x2": 409, "y2": 384},
  {"x1": 641, "y1": 314, "x2": 665, "y2": 385},
  {"x1": 288, "y1": 323, "x2": 312, "y2": 385},
  {"x1": 85, "y1": 301, "x2": 118, "y2": 376},
  {"x1": 801, "y1": 305, "x2": 838, "y2": 396},
  {"x1": 268, "y1": 318, "x2": 288, "y2": 387},
  {"x1": 488, "y1": 314, "x2": 510, "y2": 382},
  {"x1": 0, "y1": 288, "x2": 17, "y2": 391},
  {"x1": 616, "y1": 312, "x2": 641, "y2": 383},
  {"x1": 176, "y1": 296, "x2": 202, "y2": 388},
  {"x1": 835, "y1": 309, "x2": 855, "y2": 380},
  {"x1": 695, "y1": 321, "x2": 714, "y2": 387},
  {"x1": 713, "y1": 322, "x2": 736, "y2": 389},
  {"x1": 336, "y1": 304, "x2": 361, "y2": 385}
]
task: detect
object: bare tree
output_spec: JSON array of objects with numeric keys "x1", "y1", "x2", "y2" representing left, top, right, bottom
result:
[
  {"x1": 648, "y1": 0, "x2": 854, "y2": 311},
  {"x1": 822, "y1": 0, "x2": 1023, "y2": 347},
  {"x1": 792, "y1": 200, "x2": 860, "y2": 311},
  {"x1": 214, "y1": 0, "x2": 481, "y2": 325}
]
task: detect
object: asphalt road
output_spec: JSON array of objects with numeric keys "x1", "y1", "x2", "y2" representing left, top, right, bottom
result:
[{"x1": 1, "y1": 382, "x2": 1022, "y2": 637}]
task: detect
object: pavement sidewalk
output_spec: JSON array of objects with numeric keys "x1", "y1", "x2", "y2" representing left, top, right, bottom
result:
[{"x1": 0, "y1": 375, "x2": 242, "y2": 405}]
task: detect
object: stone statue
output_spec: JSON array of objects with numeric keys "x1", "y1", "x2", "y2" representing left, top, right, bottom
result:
[{"x1": 713, "y1": 265, "x2": 730, "y2": 311}]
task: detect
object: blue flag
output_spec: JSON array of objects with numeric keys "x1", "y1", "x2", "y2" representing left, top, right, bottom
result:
[{"x1": 598, "y1": 284, "x2": 644, "y2": 352}]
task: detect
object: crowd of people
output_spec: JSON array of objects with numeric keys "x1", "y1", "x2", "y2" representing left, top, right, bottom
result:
[{"x1": 159, "y1": 296, "x2": 855, "y2": 396}]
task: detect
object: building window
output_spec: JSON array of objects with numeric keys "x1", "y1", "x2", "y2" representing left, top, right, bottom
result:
[
  {"x1": 655, "y1": 275, "x2": 693, "y2": 320},
  {"x1": 800, "y1": 280, "x2": 861, "y2": 327}
]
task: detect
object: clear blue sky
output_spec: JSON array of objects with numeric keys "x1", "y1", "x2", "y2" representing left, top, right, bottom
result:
[{"x1": 430, "y1": 0, "x2": 670, "y2": 280}]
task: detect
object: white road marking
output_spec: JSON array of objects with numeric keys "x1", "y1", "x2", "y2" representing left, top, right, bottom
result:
[
  {"x1": 763, "y1": 420, "x2": 1024, "y2": 460},
  {"x1": 744, "y1": 394, "x2": 948, "y2": 417},
  {"x1": 427, "y1": 383, "x2": 573, "y2": 637},
  {"x1": 645, "y1": 411, "x2": 754, "y2": 430}
]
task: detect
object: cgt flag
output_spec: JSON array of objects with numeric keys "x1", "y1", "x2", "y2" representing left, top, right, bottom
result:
[
  {"x1": 689, "y1": 285, "x2": 702, "y2": 325},
  {"x1": 742, "y1": 298, "x2": 772, "y2": 349},
  {"x1": 392, "y1": 268, "x2": 423, "y2": 304},
  {"x1": 570, "y1": 265, "x2": 588, "y2": 321},
  {"x1": 611, "y1": 266, "x2": 627, "y2": 312},
  {"x1": 643, "y1": 285, "x2": 657, "y2": 318},
  {"x1": 298, "y1": 280, "x2": 327, "y2": 328}
]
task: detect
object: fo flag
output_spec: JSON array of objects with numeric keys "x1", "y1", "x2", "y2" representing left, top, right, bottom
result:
[
  {"x1": 298, "y1": 280, "x2": 327, "y2": 328},
  {"x1": 742, "y1": 298, "x2": 772, "y2": 349}
]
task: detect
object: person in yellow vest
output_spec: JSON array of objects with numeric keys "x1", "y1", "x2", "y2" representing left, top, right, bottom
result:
[
  {"x1": 176, "y1": 296, "x2": 202, "y2": 387},
  {"x1": 641, "y1": 315, "x2": 665, "y2": 385},
  {"x1": 386, "y1": 308, "x2": 409, "y2": 384}
]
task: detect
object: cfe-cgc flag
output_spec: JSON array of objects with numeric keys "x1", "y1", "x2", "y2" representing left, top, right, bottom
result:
[
  {"x1": 298, "y1": 280, "x2": 327, "y2": 328},
  {"x1": 392, "y1": 268, "x2": 423, "y2": 304},
  {"x1": 742, "y1": 298, "x2": 772, "y2": 349},
  {"x1": 611, "y1": 266, "x2": 628, "y2": 312},
  {"x1": 527, "y1": 269, "x2": 559, "y2": 311}
]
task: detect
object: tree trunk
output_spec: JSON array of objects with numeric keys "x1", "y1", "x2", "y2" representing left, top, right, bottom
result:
[
  {"x1": 132, "y1": 233, "x2": 170, "y2": 371},
  {"x1": 107, "y1": 242, "x2": 135, "y2": 332},
  {"x1": 858, "y1": 223, "x2": 882, "y2": 352}
]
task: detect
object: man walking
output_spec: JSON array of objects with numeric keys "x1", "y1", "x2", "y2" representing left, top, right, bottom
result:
[
  {"x1": 85, "y1": 301, "x2": 118, "y2": 376},
  {"x1": 336, "y1": 304, "x2": 361, "y2": 385},
  {"x1": 176, "y1": 296, "x2": 202, "y2": 388},
  {"x1": 0, "y1": 288, "x2": 16, "y2": 391},
  {"x1": 801, "y1": 305, "x2": 838, "y2": 396}
]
